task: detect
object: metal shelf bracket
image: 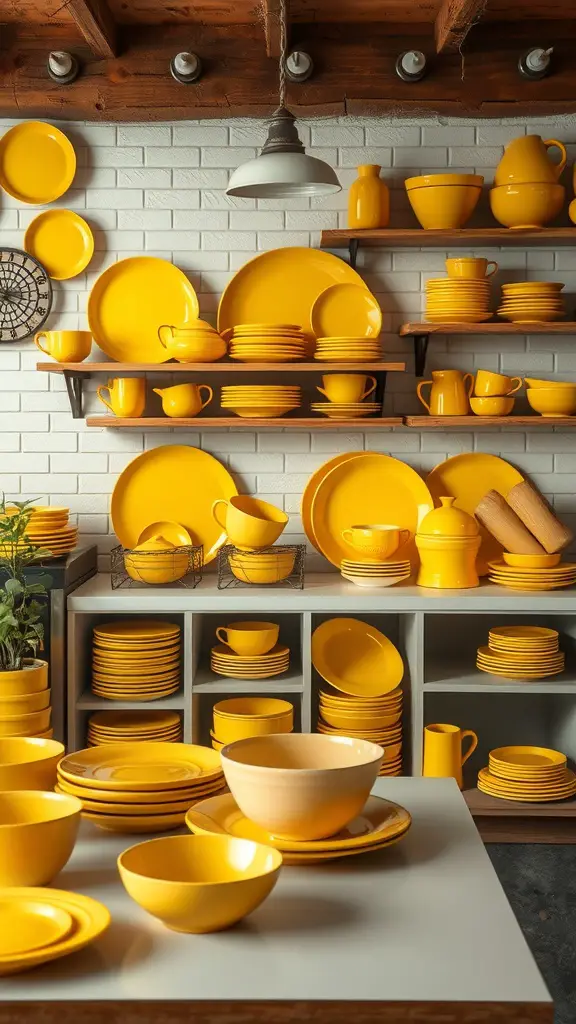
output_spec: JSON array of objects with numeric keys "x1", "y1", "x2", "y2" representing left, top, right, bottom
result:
[
  {"x1": 348, "y1": 238, "x2": 359, "y2": 270},
  {"x1": 63, "y1": 372, "x2": 84, "y2": 419},
  {"x1": 413, "y1": 334, "x2": 430, "y2": 377}
]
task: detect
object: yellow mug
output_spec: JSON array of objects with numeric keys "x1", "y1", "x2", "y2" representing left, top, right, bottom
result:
[
  {"x1": 445, "y1": 258, "x2": 498, "y2": 279},
  {"x1": 97, "y1": 378, "x2": 146, "y2": 418},
  {"x1": 341, "y1": 524, "x2": 410, "y2": 560},
  {"x1": 215, "y1": 621, "x2": 279, "y2": 656},
  {"x1": 153, "y1": 383, "x2": 213, "y2": 418},
  {"x1": 212, "y1": 496, "x2": 288, "y2": 551},
  {"x1": 316, "y1": 374, "x2": 377, "y2": 404},
  {"x1": 34, "y1": 330, "x2": 92, "y2": 363},
  {"x1": 423, "y1": 723, "x2": 478, "y2": 789},
  {"x1": 474, "y1": 369, "x2": 522, "y2": 397}
]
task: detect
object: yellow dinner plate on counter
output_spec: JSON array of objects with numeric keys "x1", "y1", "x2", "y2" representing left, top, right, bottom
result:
[
  {"x1": 24, "y1": 209, "x2": 94, "y2": 280},
  {"x1": 88, "y1": 256, "x2": 199, "y2": 362},
  {"x1": 312, "y1": 617, "x2": 404, "y2": 696},
  {"x1": 311, "y1": 283, "x2": 381, "y2": 339},
  {"x1": 0, "y1": 898, "x2": 73, "y2": 956},
  {"x1": 111, "y1": 445, "x2": 237, "y2": 561},
  {"x1": 56, "y1": 773, "x2": 225, "y2": 803},
  {"x1": 59, "y1": 742, "x2": 222, "y2": 790},
  {"x1": 218, "y1": 247, "x2": 367, "y2": 334},
  {"x1": 0, "y1": 889, "x2": 110, "y2": 976},
  {"x1": 0, "y1": 122, "x2": 76, "y2": 204}
]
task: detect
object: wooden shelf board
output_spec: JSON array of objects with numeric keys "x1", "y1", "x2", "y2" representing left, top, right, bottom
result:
[
  {"x1": 464, "y1": 787, "x2": 576, "y2": 819},
  {"x1": 37, "y1": 361, "x2": 406, "y2": 374},
  {"x1": 400, "y1": 322, "x2": 576, "y2": 336},
  {"x1": 86, "y1": 416, "x2": 404, "y2": 429},
  {"x1": 405, "y1": 416, "x2": 576, "y2": 428},
  {"x1": 321, "y1": 228, "x2": 576, "y2": 249}
]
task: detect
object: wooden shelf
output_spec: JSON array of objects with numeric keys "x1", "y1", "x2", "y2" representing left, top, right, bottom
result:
[
  {"x1": 37, "y1": 361, "x2": 406, "y2": 374},
  {"x1": 321, "y1": 228, "x2": 576, "y2": 249},
  {"x1": 86, "y1": 416, "x2": 404, "y2": 429},
  {"x1": 405, "y1": 416, "x2": 576, "y2": 428},
  {"x1": 400, "y1": 322, "x2": 576, "y2": 336},
  {"x1": 464, "y1": 787, "x2": 576, "y2": 818},
  {"x1": 464, "y1": 788, "x2": 576, "y2": 843}
]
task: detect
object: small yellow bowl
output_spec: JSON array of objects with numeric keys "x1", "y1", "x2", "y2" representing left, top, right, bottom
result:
[
  {"x1": 503, "y1": 553, "x2": 562, "y2": 568},
  {"x1": 0, "y1": 790, "x2": 81, "y2": 885},
  {"x1": 213, "y1": 697, "x2": 293, "y2": 744},
  {"x1": 527, "y1": 386, "x2": 576, "y2": 417},
  {"x1": 470, "y1": 396, "x2": 515, "y2": 416},
  {"x1": 118, "y1": 833, "x2": 282, "y2": 933},
  {"x1": 213, "y1": 697, "x2": 293, "y2": 721},
  {"x1": 124, "y1": 552, "x2": 189, "y2": 585},
  {"x1": 0, "y1": 706, "x2": 51, "y2": 737},
  {"x1": 0, "y1": 737, "x2": 64, "y2": 791},
  {"x1": 229, "y1": 551, "x2": 295, "y2": 584},
  {"x1": 525, "y1": 377, "x2": 576, "y2": 389}
]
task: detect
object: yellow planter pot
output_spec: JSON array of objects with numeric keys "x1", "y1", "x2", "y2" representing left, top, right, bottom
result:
[{"x1": 0, "y1": 660, "x2": 48, "y2": 697}]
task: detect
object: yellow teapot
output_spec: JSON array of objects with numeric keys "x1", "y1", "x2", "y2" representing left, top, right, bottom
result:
[
  {"x1": 153, "y1": 383, "x2": 213, "y2": 418},
  {"x1": 495, "y1": 135, "x2": 567, "y2": 187}
]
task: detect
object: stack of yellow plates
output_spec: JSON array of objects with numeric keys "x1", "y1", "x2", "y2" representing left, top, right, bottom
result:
[
  {"x1": 212, "y1": 697, "x2": 293, "y2": 748},
  {"x1": 210, "y1": 643, "x2": 290, "y2": 679},
  {"x1": 314, "y1": 337, "x2": 382, "y2": 362},
  {"x1": 227, "y1": 324, "x2": 309, "y2": 362},
  {"x1": 1, "y1": 505, "x2": 77, "y2": 559},
  {"x1": 187, "y1": 792, "x2": 411, "y2": 863},
  {"x1": 478, "y1": 745, "x2": 576, "y2": 802},
  {"x1": 488, "y1": 560, "x2": 576, "y2": 591},
  {"x1": 340, "y1": 558, "x2": 411, "y2": 588},
  {"x1": 425, "y1": 279, "x2": 492, "y2": 323},
  {"x1": 87, "y1": 710, "x2": 183, "y2": 746},
  {"x1": 317, "y1": 686, "x2": 403, "y2": 776},
  {"x1": 221, "y1": 385, "x2": 301, "y2": 419},
  {"x1": 477, "y1": 624, "x2": 563, "y2": 679},
  {"x1": 310, "y1": 402, "x2": 380, "y2": 419},
  {"x1": 91, "y1": 620, "x2": 181, "y2": 701},
  {"x1": 498, "y1": 282, "x2": 565, "y2": 323},
  {"x1": 56, "y1": 742, "x2": 225, "y2": 832},
  {"x1": 0, "y1": 887, "x2": 110, "y2": 976}
]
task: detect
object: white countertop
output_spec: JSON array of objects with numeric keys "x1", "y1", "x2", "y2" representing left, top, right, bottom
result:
[{"x1": 0, "y1": 778, "x2": 550, "y2": 1010}]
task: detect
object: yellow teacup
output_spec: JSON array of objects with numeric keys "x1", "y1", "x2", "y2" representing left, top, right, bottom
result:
[
  {"x1": 474, "y1": 369, "x2": 522, "y2": 397},
  {"x1": 97, "y1": 378, "x2": 146, "y2": 418},
  {"x1": 153, "y1": 383, "x2": 213, "y2": 418},
  {"x1": 215, "y1": 621, "x2": 279, "y2": 656},
  {"x1": 470, "y1": 396, "x2": 514, "y2": 416},
  {"x1": 317, "y1": 374, "x2": 377, "y2": 404},
  {"x1": 445, "y1": 258, "x2": 498, "y2": 280},
  {"x1": 341, "y1": 524, "x2": 410, "y2": 560},
  {"x1": 34, "y1": 330, "x2": 92, "y2": 363},
  {"x1": 212, "y1": 496, "x2": 288, "y2": 551}
]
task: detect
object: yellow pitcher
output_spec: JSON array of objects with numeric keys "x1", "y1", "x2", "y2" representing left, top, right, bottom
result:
[
  {"x1": 97, "y1": 378, "x2": 145, "y2": 418},
  {"x1": 153, "y1": 383, "x2": 213, "y2": 418},
  {"x1": 423, "y1": 723, "x2": 478, "y2": 789},
  {"x1": 495, "y1": 134, "x2": 567, "y2": 187},
  {"x1": 417, "y1": 370, "x2": 473, "y2": 416}
]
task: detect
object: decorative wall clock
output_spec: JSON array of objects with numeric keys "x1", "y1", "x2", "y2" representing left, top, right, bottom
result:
[{"x1": 0, "y1": 249, "x2": 53, "y2": 342}]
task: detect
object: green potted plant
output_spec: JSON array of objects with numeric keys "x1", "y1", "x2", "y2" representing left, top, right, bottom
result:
[{"x1": 0, "y1": 498, "x2": 51, "y2": 692}]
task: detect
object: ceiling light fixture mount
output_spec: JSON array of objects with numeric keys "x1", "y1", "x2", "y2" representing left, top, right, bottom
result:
[
  {"x1": 170, "y1": 52, "x2": 203, "y2": 84},
  {"x1": 285, "y1": 50, "x2": 314, "y2": 83},
  {"x1": 47, "y1": 51, "x2": 80, "y2": 85}
]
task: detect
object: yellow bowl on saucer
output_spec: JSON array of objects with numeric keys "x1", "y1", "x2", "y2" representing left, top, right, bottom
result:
[
  {"x1": 0, "y1": 790, "x2": 81, "y2": 885},
  {"x1": 341, "y1": 524, "x2": 410, "y2": 560},
  {"x1": 503, "y1": 553, "x2": 561, "y2": 568},
  {"x1": 0, "y1": 738, "x2": 64, "y2": 791},
  {"x1": 405, "y1": 174, "x2": 483, "y2": 229},
  {"x1": 527, "y1": 386, "x2": 576, "y2": 417},
  {"x1": 470, "y1": 396, "x2": 515, "y2": 416},
  {"x1": 215, "y1": 621, "x2": 279, "y2": 656},
  {"x1": 489, "y1": 182, "x2": 565, "y2": 228},
  {"x1": 118, "y1": 833, "x2": 282, "y2": 933}
]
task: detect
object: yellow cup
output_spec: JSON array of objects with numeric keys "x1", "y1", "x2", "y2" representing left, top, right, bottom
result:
[
  {"x1": 341, "y1": 524, "x2": 410, "y2": 560},
  {"x1": 34, "y1": 330, "x2": 92, "y2": 363},
  {"x1": 422, "y1": 723, "x2": 478, "y2": 789},
  {"x1": 97, "y1": 378, "x2": 146, "y2": 418},
  {"x1": 445, "y1": 258, "x2": 498, "y2": 280},
  {"x1": 474, "y1": 369, "x2": 522, "y2": 397},
  {"x1": 153, "y1": 383, "x2": 213, "y2": 418},
  {"x1": 470, "y1": 396, "x2": 514, "y2": 416},
  {"x1": 316, "y1": 374, "x2": 377, "y2": 404},
  {"x1": 215, "y1": 621, "x2": 279, "y2": 656},
  {"x1": 212, "y1": 496, "x2": 288, "y2": 551}
]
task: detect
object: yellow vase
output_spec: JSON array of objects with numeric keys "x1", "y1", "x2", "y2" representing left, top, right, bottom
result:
[{"x1": 348, "y1": 165, "x2": 389, "y2": 229}]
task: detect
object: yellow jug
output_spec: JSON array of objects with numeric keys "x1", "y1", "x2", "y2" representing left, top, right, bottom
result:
[
  {"x1": 423, "y1": 723, "x2": 478, "y2": 789},
  {"x1": 417, "y1": 370, "x2": 473, "y2": 416},
  {"x1": 153, "y1": 383, "x2": 213, "y2": 418},
  {"x1": 97, "y1": 378, "x2": 146, "y2": 418},
  {"x1": 495, "y1": 134, "x2": 567, "y2": 187}
]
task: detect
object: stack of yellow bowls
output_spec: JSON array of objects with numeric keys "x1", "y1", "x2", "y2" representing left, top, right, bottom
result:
[
  {"x1": 158, "y1": 321, "x2": 226, "y2": 362},
  {"x1": 87, "y1": 710, "x2": 183, "y2": 746},
  {"x1": 2, "y1": 505, "x2": 77, "y2": 560},
  {"x1": 317, "y1": 687, "x2": 403, "y2": 776},
  {"x1": 211, "y1": 697, "x2": 293, "y2": 750},
  {"x1": 56, "y1": 742, "x2": 225, "y2": 833},
  {"x1": 416, "y1": 498, "x2": 481, "y2": 590},
  {"x1": 525, "y1": 376, "x2": 576, "y2": 417},
  {"x1": 314, "y1": 337, "x2": 382, "y2": 362},
  {"x1": 425, "y1": 279, "x2": 492, "y2": 323},
  {"x1": 0, "y1": 661, "x2": 51, "y2": 739},
  {"x1": 91, "y1": 620, "x2": 181, "y2": 701},
  {"x1": 498, "y1": 282, "x2": 565, "y2": 323},
  {"x1": 225, "y1": 324, "x2": 309, "y2": 362},
  {"x1": 478, "y1": 745, "x2": 576, "y2": 802},
  {"x1": 476, "y1": 625, "x2": 564, "y2": 679},
  {"x1": 220, "y1": 385, "x2": 301, "y2": 419}
]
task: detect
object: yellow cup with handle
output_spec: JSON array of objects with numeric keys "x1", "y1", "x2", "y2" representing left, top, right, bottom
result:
[
  {"x1": 445, "y1": 258, "x2": 498, "y2": 280},
  {"x1": 474, "y1": 369, "x2": 522, "y2": 397},
  {"x1": 423, "y1": 723, "x2": 478, "y2": 789},
  {"x1": 215, "y1": 621, "x2": 279, "y2": 656},
  {"x1": 153, "y1": 383, "x2": 213, "y2": 418},
  {"x1": 212, "y1": 496, "x2": 288, "y2": 551},
  {"x1": 341, "y1": 524, "x2": 410, "y2": 560},
  {"x1": 317, "y1": 374, "x2": 377, "y2": 404},
  {"x1": 35, "y1": 330, "x2": 92, "y2": 363},
  {"x1": 97, "y1": 378, "x2": 146, "y2": 418}
]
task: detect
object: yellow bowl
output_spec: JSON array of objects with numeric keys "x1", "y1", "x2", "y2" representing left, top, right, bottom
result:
[
  {"x1": 405, "y1": 176, "x2": 483, "y2": 229},
  {"x1": 118, "y1": 833, "x2": 282, "y2": 933},
  {"x1": 319, "y1": 708, "x2": 400, "y2": 731},
  {"x1": 0, "y1": 737, "x2": 64, "y2": 791},
  {"x1": 0, "y1": 689, "x2": 50, "y2": 716},
  {"x1": 221, "y1": 733, "x2": 383, "y2": 842},
  {"x1": 489, "y1": 182, "x2": 565, "y2": 228},
  {"x1": 503, "y1": 553, "x2": 561, "y2": 568},
  {"x1": 0, "y1": 790, "x2": 81, "y2": 885},
  {"x1": 124, "y1": 552, "x2": 189, "y2": 585},
  {"x1": 526, "y1": 386, "x2": 576, "y2": 417},
  {"x1": 213, "y1": 697, "x2": 293, "y2": 744},
  {"x1": 525, "y1": 377, "x2": 576, "y2": 389},
  {"x1": 229, "y1": 551, "x2": 295, "y2": 584},
  {"x1": 470, "y1": 396, "x2": 515, "y2": 416},
  {"x1": 214, "y1": 697, "x2": 293, "y2": 720},
  {"x1": 405, "y1": 174, "x2": 484, "y2": 189},
  {"x1": 0, "y1": 660, "x2": 48, "y2": 697},
  {"x1": 0, "y1": 706, "x2": 51, "y2": 737}
]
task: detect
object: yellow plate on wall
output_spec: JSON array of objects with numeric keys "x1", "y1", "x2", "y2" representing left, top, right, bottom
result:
[
  {"x1": 312, "y1": 617, "x2": 404, "y2": 696},
  {"x1": 0, "y1": 122, "x2": 76, "y2": 204},
  {"x1": 311, "y1": 283, "x2": 381, "y2": 339},
  {"x1": 59, "y1": 742, "x2": 222, "y2": 790},
  {"x1": 24, "y1": 210, "x2": 94, "y2": 280},
  {"x1": 88, "y1": 256, "x2": 199, "y2": 362}
]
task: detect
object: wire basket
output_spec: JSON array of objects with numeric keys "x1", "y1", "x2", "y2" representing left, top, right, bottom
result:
[
  {"x1": 111, "y1": 543, "x2": 203, "y2": 589},
  {"x1": 217, "y1": 543, "x2": 306, "y2": 590}
]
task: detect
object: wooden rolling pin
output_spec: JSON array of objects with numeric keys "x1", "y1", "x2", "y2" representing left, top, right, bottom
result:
[
  {"x1": 507, "y1": 480, "x2": 574, "y2": 553},
  {"x1": 475, "y1": 490, "x2": 546, "y2": 554}
]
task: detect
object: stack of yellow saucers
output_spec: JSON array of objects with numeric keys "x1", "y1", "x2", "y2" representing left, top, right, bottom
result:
[
  {"x1": 317, "y1": 686, "x2": 403, "y2": 776},
  {"x1": 226, "y1": 324, "x2": 309, "y2": 362},
  {"x1": 478, "y1": 745, "x2": 576, "y2": 802},
  {"x1": 87, "y1": 710, "x2": 183, "y2": 746},
  {"x1": 477, "y1": 624, "x2": 564, "y2": 679},
  {"x1": 56, "y1": 742, "x2": 225, "y2": 833},
  {"x1": 220, "y1": 385, "x2": 301, "y2": 419},
  {"x1": 310, "y1": 401, "x2": 380, "y2": 419},
  {"x1": 488, "y1": 559, "x2": 576, "y2": 591},
  {"x1": 211, "y1": 697, "x2": 293, "y2": 749},
  {"x1": 1, "y1": 505, "x2": 77, "y2": 560},
  {"x1": 498, "y1": 282, "x2": 565, "y2": 323},
  {"x1": 91, "y1": 620, "x2": 181, "y2": 701},
  {"x1": 314, "y1": 337, "x2": 382, "y2": 362},
  {"x1": 340, "y1": 557, "x2": 411, "y2": 588},
  {"x1": 210, "y1": 643, "x2": 290, "y2": 679},
  {"x1": 425, "y1": 279, "x2": 492, "y2": 323}
]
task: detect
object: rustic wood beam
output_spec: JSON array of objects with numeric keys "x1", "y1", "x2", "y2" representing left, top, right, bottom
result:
[
  {"x1": 434, "y1": 0, "x2": 487, "y2": 53},
  {"x1": 66, "y1": 0, "x2": 118, "y2": 59},
  {"x1": 262, "y1": 0, "x2": 283, "y2": 58}
]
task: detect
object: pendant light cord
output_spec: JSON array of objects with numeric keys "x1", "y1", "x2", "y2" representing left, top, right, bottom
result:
[{"x1": 278, "y1": 0, "x2": 287, "y2": 110}]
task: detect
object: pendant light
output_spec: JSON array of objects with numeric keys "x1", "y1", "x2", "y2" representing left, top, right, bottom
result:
[{"x1": 226, "y1": 0, "x2": 341, "y2": 199}]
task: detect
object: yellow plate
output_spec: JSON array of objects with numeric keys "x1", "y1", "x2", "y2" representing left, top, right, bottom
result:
[
  {"x1": 56, "y1": 773, "x2": 224, "y2": 803},
  {"x1": 312, "y1": 617, "x2": 403, "y2": 697},
  {"x1": 477, "y1": 665, "x2": 564, "y2": 679},
  {"x1": 210, "y1": 668, "x2": 288, "y2": 679},
  {"x1": 499, "y1": 313, "x2": 564, "y2": 322},
  {"x1": 83, "y1": 810, "x2": 185, "y2": 833},
  {"x1": 111, "y1": 445, "x2": 237, "y2": 560},
  {"x1": 210, "y1": 644, "x2": 290, "y2": 661},
  {"x1": 489, "y1": 628, "x2": 557, "y2": 642},
  {"x1": 490, "y1": 745, "x2": 566, "y2": 768},
  {"x1": 24, "y1": 209, "x2": 94, "y2": 280},
  {"x1": 218, "y1": 247, "x2": 367, "y2": 334},
  {"x1": 478, "y1": 767, "x2": 576, "y2": 795},
  {"x1": 90, "y1": 689, "x2": 180, "y2": 700},
  {"x1": 478, "y1": 782, "x2": 576, "y2": 803},
  {"x1": 56, "y1": 788, "x2": 190, "y2": 816},
  {"x1": 311, "y1": 283, "x2": 381, "y2": 338},
  {"x1": 425, "y1": 314, "x2": 493, "y2": 323},
  {"x1": 94, "y1": 621, "x2": 180, "y2": 641},
  {"x1": 304, "y1": 451, "x2": 433, "y2": 568},
  {"x1": 89, "y1": 710, "x2": 181, "y2": 731},
  {"x1": 488, "y1": 579, "x2": 575, "y2": 591},
  {"x1": 92, "y1": 659, "x2": 181, "y2": 675},
  {"x1": 0, "y1": 897, "x2": 72, "y2": 956},
  {"x1": 59, "y1": 742, "x2": 222, "y2": 790},
  {"x1": 88, "y1": 256, "x2": 199, "y2": 363},
  {"x1": 489, "y1": 561, "x2": 576, "y2": 576},
  {"x1": 0, "y1": 121, "x2": 76, "y2": 204}
]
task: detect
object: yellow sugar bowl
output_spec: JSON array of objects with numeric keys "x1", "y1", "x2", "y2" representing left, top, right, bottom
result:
[
  {"x1": 153, "y1": 383, "x2": 213, "y2": 418},
  {"x1": 416, "y1": 497, "x2": 481, "y2": 590}
]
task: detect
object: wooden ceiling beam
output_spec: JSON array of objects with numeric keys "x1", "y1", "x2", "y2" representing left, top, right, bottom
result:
[
  {"x1": 434, "y1": 0, "x2": 487, "y2": 53},
  {"x1": 262, "y1": 0, "x2": 283, "y2": 58},
  {"x1": 66, "y1": 0, "x2": 118, "y2": 59}
]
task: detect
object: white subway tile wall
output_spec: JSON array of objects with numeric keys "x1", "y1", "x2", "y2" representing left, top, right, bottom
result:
[{"x1": 2, "y1": 114, "x2": 576, "y2": 571}]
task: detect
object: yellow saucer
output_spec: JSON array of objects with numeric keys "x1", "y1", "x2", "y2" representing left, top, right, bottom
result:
[
  {"x1": 59, "y1": 742, "x2": 221, "y2": 790},
  {"x1": 56, "y1": 774, "x2": 225, "y2": 804},
  {"x1": 0, "y1": 898, "x2": 73, "y2": 957},
  {"x1": 83, "y1": 810, "x2": 185, "y2": 833}
]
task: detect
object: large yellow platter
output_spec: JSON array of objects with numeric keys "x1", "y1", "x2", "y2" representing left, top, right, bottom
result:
[
  {"x1": 0, "y1": 122, "x2": 76, "y2": 204},
  {"x1": 217, "y1": 247, "x2": 367, "y2": 334},
  {"x1": 302, "y1": 451, "x2": 433, "y2": 568},
  {"x1": 59, "y1": 742, "x2": 222, "y2": 791},
  {"x1": 111, "y1": 445, "x2": 237, "y2": 561},
  {"x1": 312, "y1": 617, "x2": 404, "y2": 697},
  {"x1": 88, "y1": 257, "x2": 199, "y2": 362}
]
